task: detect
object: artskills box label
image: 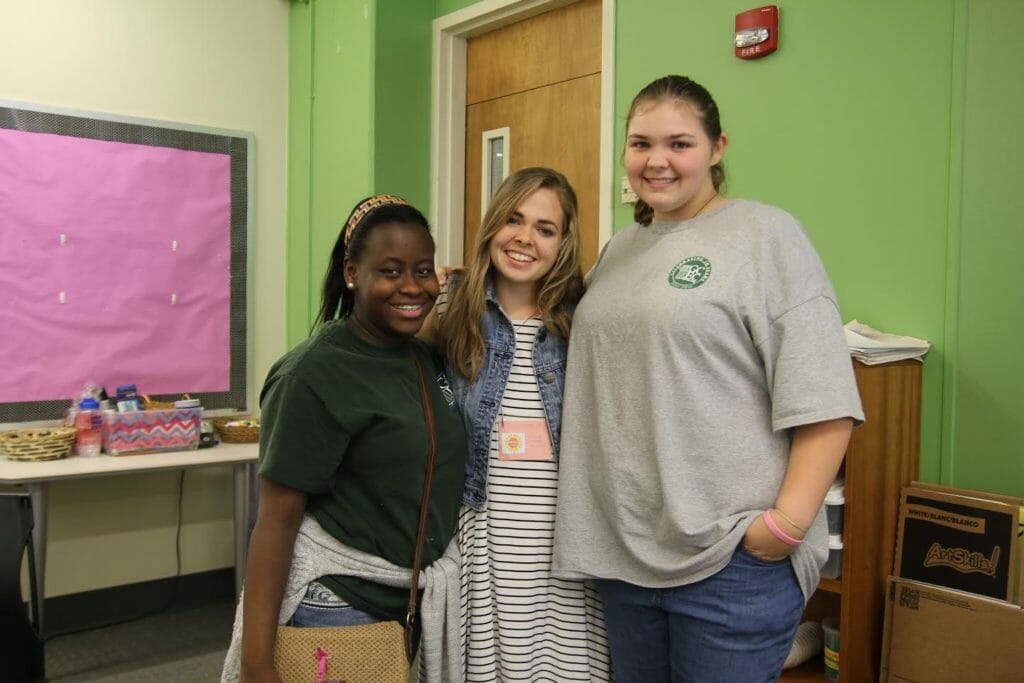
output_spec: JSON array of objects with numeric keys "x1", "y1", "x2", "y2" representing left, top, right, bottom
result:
[{"x1": 895, "y1": 485, "x2": 1021, "y2": 602}]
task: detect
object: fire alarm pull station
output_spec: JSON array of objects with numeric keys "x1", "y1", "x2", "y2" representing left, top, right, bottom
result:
[{"x1": 735, "y1": 5, "x2": 778, "y2": 59}]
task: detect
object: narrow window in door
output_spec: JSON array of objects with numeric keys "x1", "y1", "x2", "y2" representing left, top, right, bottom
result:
[{"x1": 481, "y1": 126, "x2": 510, "y2": 216}]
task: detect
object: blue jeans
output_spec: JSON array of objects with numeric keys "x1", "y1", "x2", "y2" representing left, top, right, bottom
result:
[
  {"x1": 596, "y1": 545, "x2": 804, "y2": 683},
  {"x1": 286, "y1": 581, "x2": 382, "y2": 627}
]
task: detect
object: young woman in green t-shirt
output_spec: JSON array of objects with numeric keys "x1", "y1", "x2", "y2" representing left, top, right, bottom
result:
[{"x1": 230, "y1": 196, "x2": 467, "y2": 683}]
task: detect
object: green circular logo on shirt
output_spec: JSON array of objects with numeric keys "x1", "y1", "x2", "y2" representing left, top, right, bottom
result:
[{"x1": 668, "y1": 256, "x2": 712, "y2": 289}]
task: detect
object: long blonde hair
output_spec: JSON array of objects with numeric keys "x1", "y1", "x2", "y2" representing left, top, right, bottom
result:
[{"x1": 438, "y1": 167, "x2": 583, "y2": 381}]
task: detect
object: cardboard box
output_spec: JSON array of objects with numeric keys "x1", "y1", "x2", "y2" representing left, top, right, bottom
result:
[
  {"x1": 896, "y1": 484, "x2": 1021, "y2": 602},
  {"x1": 905, "y1": 482, "x2": 1024, "y2": 604},
  {"x1": 880, "y1": 576, "x2": 1024, "y2": 682}
]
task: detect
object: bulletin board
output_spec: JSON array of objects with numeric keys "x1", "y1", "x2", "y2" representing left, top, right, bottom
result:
[{"x1": 0, "y1": 101, "x2": 251, "y2": 423}]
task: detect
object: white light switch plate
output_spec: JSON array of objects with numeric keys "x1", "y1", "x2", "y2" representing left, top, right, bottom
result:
[{"x1": 620, "y1": 175, "x2": 638, "y2": 204}]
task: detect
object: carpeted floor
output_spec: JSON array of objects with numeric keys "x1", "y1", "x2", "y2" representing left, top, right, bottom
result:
[{"x1": 44, "y1": 598, "x2": 235, "y2": 682}]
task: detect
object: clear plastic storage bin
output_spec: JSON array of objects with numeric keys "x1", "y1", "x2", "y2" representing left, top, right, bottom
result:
[
  {"x1": 102, "y1": 407, "x2": 202, "y2": 455},
  {"x1": 821, "y1": 533, "x2": 843, "y2": 579},
  {"x1": 822, "y1": 615, "x2": 840, "y2": 681},
  {"x1": 825, "y1": 478, "x2": 845, "y2": 535}
]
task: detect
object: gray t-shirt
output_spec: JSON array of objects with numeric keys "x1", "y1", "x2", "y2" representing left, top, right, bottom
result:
[{"x1": 551, "y1": 199, "x2": 864, "y2": 600}]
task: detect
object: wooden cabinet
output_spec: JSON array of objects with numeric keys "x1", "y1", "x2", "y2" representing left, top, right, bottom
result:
[{"x1": 783, "y1": 360, "x2": 922, "y2": 682}]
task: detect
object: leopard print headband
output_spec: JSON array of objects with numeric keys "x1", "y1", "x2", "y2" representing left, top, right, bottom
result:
[{"x1": 342, "y1": 194, "x2": 410, "y2": 251}]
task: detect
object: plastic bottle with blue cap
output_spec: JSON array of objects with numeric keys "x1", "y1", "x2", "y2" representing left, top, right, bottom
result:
[{"x1": 75, "y1": 397, "x2": 103, "y2": 457}]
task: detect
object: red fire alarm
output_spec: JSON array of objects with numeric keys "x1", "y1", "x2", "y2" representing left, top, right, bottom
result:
[{"x1": 735, "y1": 5, "x2": 779, "y2": 59}]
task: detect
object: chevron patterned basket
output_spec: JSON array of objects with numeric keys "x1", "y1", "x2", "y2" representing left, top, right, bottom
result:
[{"x1": 102, "y1": 408, "x2": 202, "y2": 455}]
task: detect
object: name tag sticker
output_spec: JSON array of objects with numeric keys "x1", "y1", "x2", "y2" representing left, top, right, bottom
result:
[{"x1": 498, "y1": 418, "x2": 553, "y2": 461}]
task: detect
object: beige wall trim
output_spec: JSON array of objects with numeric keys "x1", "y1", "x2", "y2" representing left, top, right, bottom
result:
[
  {"x1": 600, "y1": 0, "x2": 614, "y2": 248},
  {"x1": 431, "y1": 0, "x2": 615, "y2": 267}
]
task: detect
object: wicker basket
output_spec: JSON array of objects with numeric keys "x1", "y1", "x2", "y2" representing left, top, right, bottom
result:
[
  {"x1": 141, "y1": 395, "x2": 176, "y2": 410},
  {"x1": 213, "y1": 416, "x2": 260, "y2": 444},
  {"x1": 141, "y1": 394, "x2": 195, "y2": 411},
  {"x1": 0, "y1": 427, "x2": 76, "y2": 461}
]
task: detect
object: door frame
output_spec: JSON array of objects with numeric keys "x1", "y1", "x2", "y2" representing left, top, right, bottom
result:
[{"x1": 430, "y1": 0, "x2": 615, "y2": 266}]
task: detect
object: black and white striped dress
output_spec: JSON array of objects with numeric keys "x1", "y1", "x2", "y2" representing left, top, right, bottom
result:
[{"x1": 458, "y1": 317, "x2": 612, "y2": 682}]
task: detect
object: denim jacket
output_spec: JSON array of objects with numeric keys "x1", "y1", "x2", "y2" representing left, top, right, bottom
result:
[{"x1": 449, "y1": 281, "x2": 570, "y2": 510}]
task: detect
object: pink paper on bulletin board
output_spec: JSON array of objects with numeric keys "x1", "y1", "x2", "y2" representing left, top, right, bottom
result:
[{"x1": 0, "y1": 127, "x2": 231, "y2": 404}]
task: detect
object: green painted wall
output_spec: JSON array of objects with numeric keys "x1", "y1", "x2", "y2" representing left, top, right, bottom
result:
[
  {"x1": 287, "y1": 0, "x2": 375, "y2": 346},
  {"x1": 288, "y1": 0, "x2": 435, "y2": 346},
  {"x1": 616, "y1": 0, "x2": 953, "y2": 484},
  {"x1": 951, "y1": 0, "x2": 1024, "y2": 495},
  {"x1": 287, "y1": 1, "x2": 314, "y2": 348},
  {"x1": 288, "y1": 0, "x2": 1024, "y2": 496},
  {"x1": 375, "y1": 0, "x2": 434, "y2": 210},
  {"x1": 435, "y1": 0, "x2": 478, "y2": 16}
]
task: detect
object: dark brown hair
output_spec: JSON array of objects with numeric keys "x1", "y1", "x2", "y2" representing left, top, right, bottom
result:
[{"x1": 627, "y1": 75, "x2": 726, "y2": 225}]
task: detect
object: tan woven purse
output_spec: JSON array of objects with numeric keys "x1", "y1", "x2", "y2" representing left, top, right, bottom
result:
[
  {"x1": 273, "y1": 621, "x2": 408, "y2": 683},
  {"x1": 273, "y1": 354, "x2": 438, "y2": 683}
]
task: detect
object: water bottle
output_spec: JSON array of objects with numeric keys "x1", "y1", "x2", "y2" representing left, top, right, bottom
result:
[{"x1": 75, "y1": 397, "x2": 103, "y2": 457}]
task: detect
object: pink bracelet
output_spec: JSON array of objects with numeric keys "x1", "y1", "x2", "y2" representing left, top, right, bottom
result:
[{"x1": 763, "y1": 510, "x2": 803, "y2": 547}]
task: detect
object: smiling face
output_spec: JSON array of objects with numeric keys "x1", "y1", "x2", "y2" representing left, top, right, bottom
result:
[
  {"x1": 343, "y1": 222, "x2": 438, "y2": 345},
  {"x1": 625, "y1": 100, "x2": 727, "y2": 221},
  {"x1": 487, "y1": 187, "x2": 565, "y2": 295}
]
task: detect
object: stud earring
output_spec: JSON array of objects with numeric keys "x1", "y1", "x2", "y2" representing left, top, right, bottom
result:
[{"x1": 346, "y1": 282, "x2": 355, "y2": 290}]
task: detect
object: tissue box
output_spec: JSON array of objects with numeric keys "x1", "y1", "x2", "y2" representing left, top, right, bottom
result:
[{"x1": 102, "y1": 408, "x2": 202, "y2": 455}]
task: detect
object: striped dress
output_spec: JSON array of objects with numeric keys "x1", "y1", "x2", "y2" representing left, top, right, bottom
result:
[{"x1": 458, "y1": 317, "x2": 612, "y2": 682}]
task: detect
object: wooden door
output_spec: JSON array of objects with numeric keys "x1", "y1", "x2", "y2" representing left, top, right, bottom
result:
[{"x1": 463, "y1": 0, "x2": 601, "y2": 272}]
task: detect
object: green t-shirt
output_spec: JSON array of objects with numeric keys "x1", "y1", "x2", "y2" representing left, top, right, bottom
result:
[{"x1": 258, "y1": 320, "x2": 466, "y2": 620}]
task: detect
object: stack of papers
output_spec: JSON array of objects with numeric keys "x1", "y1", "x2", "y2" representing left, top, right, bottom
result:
[{"x1": 844, "y1": 320, "x2": 930, "y2": 365}]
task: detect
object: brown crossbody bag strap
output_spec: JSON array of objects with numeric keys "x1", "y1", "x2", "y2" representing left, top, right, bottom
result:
[{"x1": 405, "y1": 353, "x2": 437, "y2": 663}]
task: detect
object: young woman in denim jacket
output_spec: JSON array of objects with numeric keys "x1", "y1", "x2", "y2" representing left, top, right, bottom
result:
[{"x1": 434, "y1": 167, "x2": 612, "y2": 681}]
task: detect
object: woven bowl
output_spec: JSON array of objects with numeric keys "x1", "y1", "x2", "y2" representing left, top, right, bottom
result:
[
  {"x1": 212, "y1": 416, "x2": 260, "y2": 444},
  {"x1": 0, "y1": 427, "x2": 76, "y2": 461},
  {"x1": 141, "y1": 395, "x2": 177, "y2": 410}
]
